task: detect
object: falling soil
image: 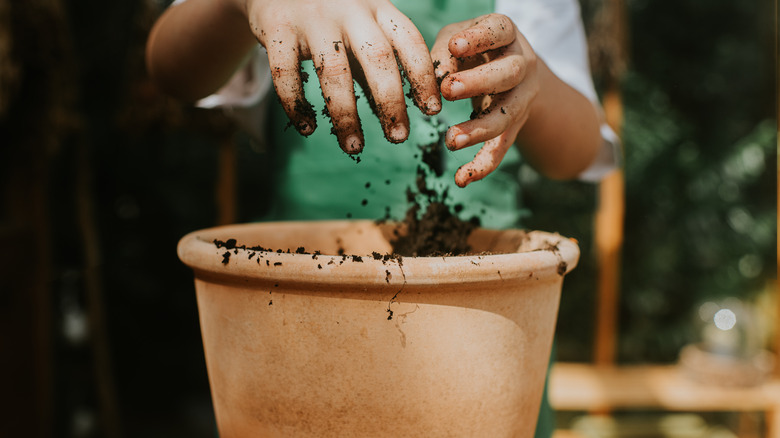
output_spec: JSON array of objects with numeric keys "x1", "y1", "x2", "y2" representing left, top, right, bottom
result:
[
  {"x1": 216, "y1": 106, "x2": 477, "y2": 261},
  {"x1": 388, "y1": 132, "x2": 480, "y2": 257},
  {"x1": 391, "y1": 201, "x2": 478, "y2": 257}
]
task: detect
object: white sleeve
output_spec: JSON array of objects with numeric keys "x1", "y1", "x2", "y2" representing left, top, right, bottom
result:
[
  {"x1": 196, "y1": 47, "x2": 273, "y2": 141},
  {"x1": 496, "y1": 0, "x2": 621, "y2": 181},
  {"x1": 195, "y1": 46, "x2": 272, "y2": 110},
  {"x1": 496, "y1": 0, "x2": 597, "y2": 103},
  {"x1": 171, "y1": 0, "x2": 274, "y2": 139}
]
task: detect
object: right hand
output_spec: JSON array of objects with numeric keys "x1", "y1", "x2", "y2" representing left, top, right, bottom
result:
[{"x1": 234, "y1": 0, "x2": 442, "y2": 153}]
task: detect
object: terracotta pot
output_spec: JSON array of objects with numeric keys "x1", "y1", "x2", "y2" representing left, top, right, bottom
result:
[{"x1": 177, "y1": 220, "x2": 579, "y2": 438}]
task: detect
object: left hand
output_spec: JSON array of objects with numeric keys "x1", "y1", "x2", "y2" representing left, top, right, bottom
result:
[{"x1": 431, "y1": 14, "x2": 539, "y2": 187}]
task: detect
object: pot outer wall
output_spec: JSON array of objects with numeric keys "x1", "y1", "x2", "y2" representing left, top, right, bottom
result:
[{"x1": 177, "y1": 220, "x2": 580, "y2": 438}]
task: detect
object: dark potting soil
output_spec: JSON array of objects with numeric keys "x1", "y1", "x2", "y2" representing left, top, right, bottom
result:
[
  {"x1": 391, "y1": 201, "x2": 478, "y2": 257},
  {"x1": 387, "y1": 135, "x2": 480, "y2": 257}
]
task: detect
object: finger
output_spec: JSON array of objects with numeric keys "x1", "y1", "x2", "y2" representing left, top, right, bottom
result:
[
  {"x1": 454, "y1": 121, "x2": 523, "y2": 188},
  {"x1": 345, "y1": 15, "x2": 409, "y2": 143},
  {"x1": 445, "y1": 86, "x2": 533, "y2": 151},
  {"x1": 440, "y1": 48, "x2": 525, "y2": 100},
  {"x1": 308, "y1": 31, "x2": 364, "y2": 153},
  {"x1": 448, "y1": 14, "x2": 516, "y2": 58},
  {"x1": 430, "y1": 21, "x2": 466, "y2": 80},
  {"x1": 264, "y1": 25, "x2": 316, "y2": 136},
  {"x1": 376, "y1": 6, "x2": 441, "y2": 115}
]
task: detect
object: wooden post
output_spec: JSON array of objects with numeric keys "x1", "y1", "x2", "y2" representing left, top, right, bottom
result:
[
  {"x1": 594, "y1": 168, "x2": 625, "y2": 366},
  {"x1": 589, "y1": 0, "x2": 629, "y2": 366}
]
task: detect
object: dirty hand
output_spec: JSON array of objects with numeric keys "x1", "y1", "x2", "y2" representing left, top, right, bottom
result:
[
  {"x1": 237, "y1": 0, "x2": 441, "y2": 153},
  {"x1": 431, "y1": 14, "x2": 540, "y2": 187}
]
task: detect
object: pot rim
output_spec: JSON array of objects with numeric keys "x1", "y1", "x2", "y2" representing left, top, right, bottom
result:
[{"x1": 177, "y1": 220, "x2": 579, "y2": 288}]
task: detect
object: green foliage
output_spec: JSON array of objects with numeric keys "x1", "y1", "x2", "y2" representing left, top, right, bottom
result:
[
  {"x1": 542, "y1": 0, "x2": 776, "y2": 362},
  {"x1": 620, "y1": 70, "x2": 776, "y2": 362},
  {"x1": 615, "y1": 0, "x2": 775, "y2": 362}
]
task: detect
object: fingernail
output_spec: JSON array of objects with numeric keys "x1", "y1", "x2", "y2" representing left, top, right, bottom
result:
[
  {"x1": 445, "y1": 129, "x2": 469, "y2": 150},
  {"x1": 445, "y1": 129, "x2": 457, "y2": 149},
  {"x1": 426, "y1": 96, "x2": 441, "y2": 114},
  {"x1": 448, "y1": 80, "x2": 465, "y2": 97},
  {"x1": 455, "y1": 166, "x2": 470, "y2": 188},
  {"x1": 345, "y1": 134, "x2": 362, "y2": 153},
  {"x1": 453, "y1": 38, "x2": 469, "y2": 53},
  {"x1": 298, "y1": 121, "x2": 314, "y2": 136},
  {"x1": 455, "y1": 134, "x2": 470, "y2": 148},
  {"x1": 390, "y1": 124, "x2": 408, "y2": 142}
]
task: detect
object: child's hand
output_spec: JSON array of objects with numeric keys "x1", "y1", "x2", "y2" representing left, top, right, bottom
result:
[
  {"x1": 431, "y1": 14, "x2": 539, "y2": 187},
  {"x1": 239, "y1": 0, "x2": 441, "y2": 153}
]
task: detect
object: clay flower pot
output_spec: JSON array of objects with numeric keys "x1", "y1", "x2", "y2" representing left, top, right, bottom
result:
[{"x1": 177, "y1": 220, "x2": 579, "y2": 438}]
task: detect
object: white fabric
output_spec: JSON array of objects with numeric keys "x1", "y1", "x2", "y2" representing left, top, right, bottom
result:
[
  {"x1": 497, "y1": 0, "x2": 597, "y2": 104},
  {"x1": 496, "y1": 0, "x2": 621, "y2": 180}
]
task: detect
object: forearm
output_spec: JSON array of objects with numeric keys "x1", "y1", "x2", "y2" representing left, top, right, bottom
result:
[
  {"x1": 516, "y1": 60, "x2": 602, "y2": 180},
  {"x1": 146, "y1": 0, "x2": 258, "y2": 102}
]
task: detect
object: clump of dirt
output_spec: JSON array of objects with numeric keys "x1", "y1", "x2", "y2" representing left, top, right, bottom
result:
[
  {"x1": 389, "y1": 127, "x2": 480, "y2": 257},
  {"x1": 392, "y1": 200, "x2": 479, "y2": 257}
]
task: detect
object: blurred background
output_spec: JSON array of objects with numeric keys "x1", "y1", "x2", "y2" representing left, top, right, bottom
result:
[{"x1": 0, "y1": 0, "x2": 776, "y2": 437}]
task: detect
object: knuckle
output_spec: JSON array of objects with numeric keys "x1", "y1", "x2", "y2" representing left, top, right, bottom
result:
[
  {"x1": 404, "y1": 32, "x2": 427, "y2": 47},
  {"x1": 270, "y1": 63, "x2": 298, "y2": 80},
  {"x1": 330, "y1": 113, "x2": 360, "y2": 132},
  {"x1": 317, "y1": 56, "x2": 351, "y2": 80},
  {"x1": 494, "y1": 14, "x2": 514, "y2": 29},
  {"x1": 368, "y1": 76, "x2": 403, "y2": 101},
  {"x1": 360, "y1": 43, "x2": 395, "y2": 63},
  {"x1": 508, "y1": 56, "x2": 525, "y2": 77}
]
